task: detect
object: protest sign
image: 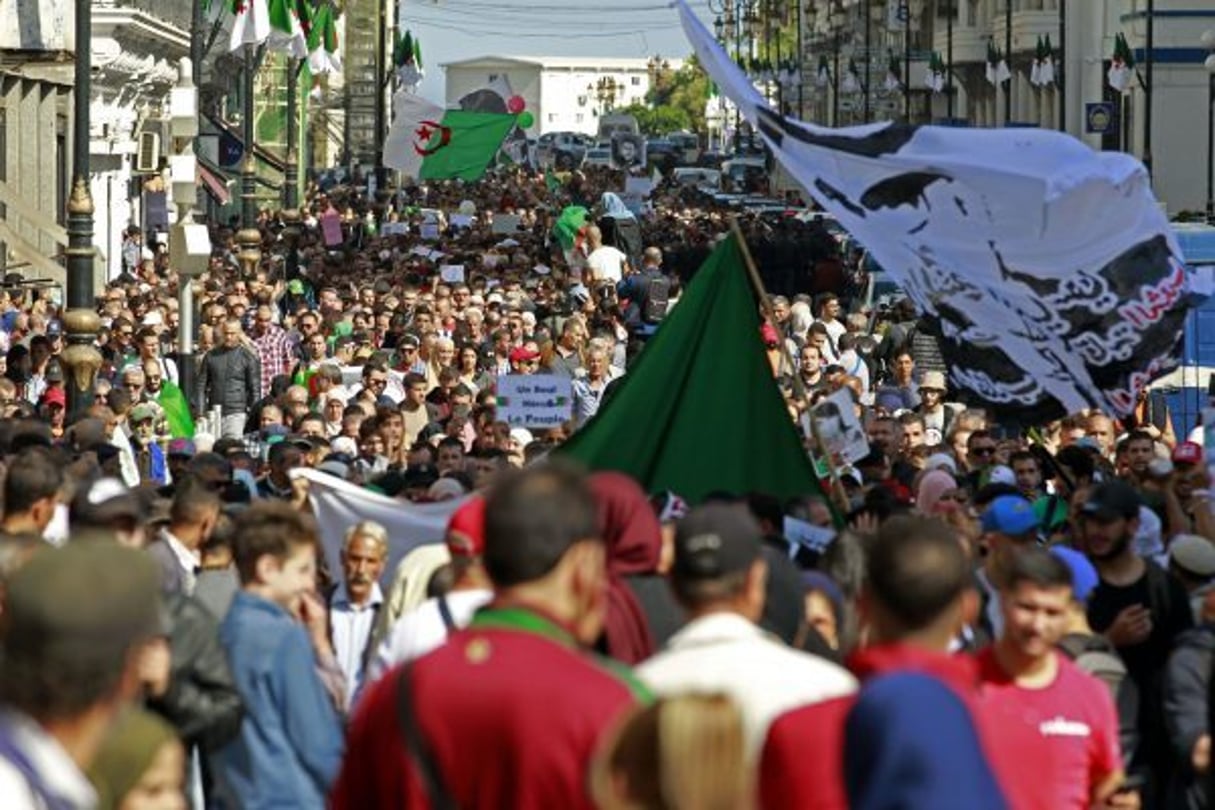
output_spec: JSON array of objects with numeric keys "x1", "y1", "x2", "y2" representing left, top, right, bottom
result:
[
  {"x1": 496, "y1": 374, "x2": 573, "y2": 428},
  {"x1": 811, "y1": 388, "x2": 869, "y2": 463},
  {"x1": 439, "y1": 264, "x2": 466, "y2": 284},
  {"x1": 492, "y1": 214, "x2": 522, "y2": 234},
  {"x1": 783, "y1": 516, "x2": 837, "y2": 555},
  {"x1": 320, "y1": 210, "x2": 343, "y2": 246}
]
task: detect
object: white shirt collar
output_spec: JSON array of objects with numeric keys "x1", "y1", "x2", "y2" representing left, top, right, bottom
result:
[
  {"x1": 666, "y1": 612, "x2": 764, "y2": 649},
  {"x1": 332, "y1": 582, "x2": 384, "y2": 611},
  {"x1": 162, "y1": 530, "x2": 201, "y2": 572}
]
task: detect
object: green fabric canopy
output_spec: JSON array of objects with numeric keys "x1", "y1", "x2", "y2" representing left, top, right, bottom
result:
[{"x1": 559, "y1": 233, "x2": 824, "y2": 504}]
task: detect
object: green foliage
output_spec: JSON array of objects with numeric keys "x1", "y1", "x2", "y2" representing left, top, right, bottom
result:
[
  {"x1": 619, "y1": 102, "x2": 692, "y2": 136},
  {"x1": 640, "y1": 55, "x2": 711, "y2": 134}
]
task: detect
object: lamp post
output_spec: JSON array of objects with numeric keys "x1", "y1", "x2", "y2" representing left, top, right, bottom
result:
[
  {"x1": 1144, "y1": 0, "x2": 1154, "y2": 178},
  {"x1": 1057, "y1": 0, "x2": 1065, "y2": 131},
  {"x1": 282, "y1": 57, "x2": 302, "y2": 282},
  {"x1": 1204, "y1": 30, "x2": 1215, "y2": 222},
  {"x1": 63, "y1": 0, "x2": 102, "y2": 422},
  {"x1": 168, "y1": 57, "x2": 211, "y2": 409},
  {"x1": 1004, "y1": 0, "x2": 1012, "y2": 125},
  {"x1": 236, "y1": 44, "x2": 261, "y2": 278},
  {"x1": 903, "y1": 0, "x2": 911, "y2": 121},
  {"x1": 946, "y1": 0, "x2": 954, "y2": 120},
  {"x1": 863, "y1": 0, "x2": 871, "y2": 122}
]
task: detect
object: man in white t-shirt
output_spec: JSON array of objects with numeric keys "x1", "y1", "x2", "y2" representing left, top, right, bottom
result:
[
  {"x1": 584, "y1": 225, "x2": 630, "y2": 286},
  {"x1": 363, "y1": 497, "x2": 492, "y2": 691}
]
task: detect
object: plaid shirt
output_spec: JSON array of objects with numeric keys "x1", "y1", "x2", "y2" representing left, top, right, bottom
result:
[{"x1": 253, "y1": 327, "x2": 296, "y2": 395}]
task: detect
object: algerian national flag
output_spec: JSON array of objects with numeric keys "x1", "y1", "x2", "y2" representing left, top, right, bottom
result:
[
  {"x1": 395, "y1": 30, "x2": 423, "y2": 88},
  {"x1": 552, "y1": 205, "x2": 588, "y2": 252},
  {"x1": 229, "y1": 0, "x2": 271, "y2": 51},
  {"x1": 1031, "y1": 36, "x2": 1045, "y2": 86},
  {"x1": 1108, "y1": 32, "x2": 1134, "y2": 93},
  {"x1": 676, "y1": 0, "x2": 1196, "y2": 422},
  {"x1": 266, "y1": 0, "x2": 309, "y2": 59},
  {"x1": 560, "y1": 234, "x2": 828, "y2": 504},
  {"x1": 383, "y1": 91, "x2": 520, "y2": 181},
  {"x1": 883, "y1": 51, "x2": 901, "y2": 92},
  {"x1": 157, "y1": 381, "x2": 195, "y2": 439},
  {"x1": 1039, "y1": 35, "x2": 1056, "y2": 86},
  {"x1": 842, "y1": 58, "x2": 860, "y2": 93},
  {"x1": 307, "y1": 2, "x2": 341, "y2": 75},
  {"x1": 816, "y1": 55, "x2": 830, "y2": 87}
]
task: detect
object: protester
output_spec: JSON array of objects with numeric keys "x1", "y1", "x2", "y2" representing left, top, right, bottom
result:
[
  {"x1": 87, "y1": 709, "x2": 187, "y2": 810},
  {"x1": 332, "y1": 464, "x2": 644, "y2": 808}
]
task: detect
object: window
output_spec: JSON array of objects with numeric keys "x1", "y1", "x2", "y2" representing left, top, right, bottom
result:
[
  {"x1": 631, "y1": 76, "x2": 641, "y2": 86},
  {"x1": 575, "y1": 113, "x2": 584, "y2": 123},
  {"x1": 488, "y1": 73, "x2": 499, "y2": 83},
  {"x1": 548, "y1": 113, "x2": 557, "y2": 122}
]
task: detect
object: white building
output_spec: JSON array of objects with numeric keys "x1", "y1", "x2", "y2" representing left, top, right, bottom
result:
[{"x1": 441, "y1": 55, "x2": 683, "y2": 136}]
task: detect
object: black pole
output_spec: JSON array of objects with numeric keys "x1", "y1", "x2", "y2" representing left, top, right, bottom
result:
[
  {"x1": 946, "y1": 0, "x2": 954, "y2": 120},
  {"x1": 903, "y1": 2, "x2": 911, "y2": 120},
  {"x1": 1207, "y1": 71, "x2": 1214, "y2": 222},
  {"x1": 1004, "y1": 0, "x2": 1012, "y2": 124},
  {"x1": 64, "y1": 0, "x2": 100, "y2": 423},
  {"x1": 236, "y1": 45, "x2": 262, "y2": 277},
  {"x1": 796, "y1": 0, "x2": 803, "y2": 117},
  {"x1": 373, "y1": 0, "x2": 387, "y2": 193},
  {"x1": 774, "y1": 0, "x2": 783, "y2": 112},
  {"x1": 863, "y1": 0, "x2": 871, "y2": 122},
  {"x1": 735, "y1": 0, "x2": 742, "y2": 151},
  {"x1": 1058, "y1": 0, "x2": 1065, "y2": 131},
  {"x1": 1144, "y1": 0, "x2": 1154, "y2": 177},
  {"x1": 832, "y1": 35, "x2": 840, "y2": 126},
  {"x1": 284, "y1": 59, "x2": 300, "y2": 213}
]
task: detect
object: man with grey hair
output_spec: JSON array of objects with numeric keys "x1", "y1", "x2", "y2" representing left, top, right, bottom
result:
[{"x1": 326, "y1": 521, "x2": 391, "y2": 710}]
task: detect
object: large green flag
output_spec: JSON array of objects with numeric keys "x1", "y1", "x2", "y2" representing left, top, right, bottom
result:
[
  {"x1": 559, "y1": 234, "x2": 823, "y2": 504},
  {"x1": 383, "y1": 92, "x2": 519, "y2": 182},
  {"x1": 552, "y1": 205, "x2": 588, "y2": 252},
  {"x1": 157, "y1": 381, "x2": 195, "y2": 439}
]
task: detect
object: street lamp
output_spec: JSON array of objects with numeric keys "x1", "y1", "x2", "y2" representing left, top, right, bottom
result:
[
  {"x1": 236, "y1": 44, "x2": 261, "y2": 278},
  {"x1": 63, "y1": 0, "x2": 102, "y2": 422},
  {"x1": 590, "y1": 77, "x2": 620, "y2": 112},
  {"x1": 1204, "y1": 30, "x2": 1215, "y2": 222},
  {"x1": 168, "y1": 57, "x2": 210, "y2": 409}
]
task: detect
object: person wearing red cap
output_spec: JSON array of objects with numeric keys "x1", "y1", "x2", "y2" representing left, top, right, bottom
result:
[
  {"x1": 333, "y1": 465, "x2": 644, "y2": 809},
  {"x1": 37, "y1": 387, "x2": 67, "y2": 440},
  {"x1": 508, "y1": 344, "x2": 541, "y2": 375},
  {"x1": 1167, "y1": 441, "x2": 1215, "y2": 543},
  {"x1": 362, "y1": 497, "x2": 493, "y2": 687}
]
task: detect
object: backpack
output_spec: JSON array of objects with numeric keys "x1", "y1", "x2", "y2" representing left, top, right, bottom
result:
[
  {"x1": 1057, "y1": 633, "x2": 1140, "y2": 766},
  {"x1": 640, "y1": 272, "x2": 671, "y2": 325}
]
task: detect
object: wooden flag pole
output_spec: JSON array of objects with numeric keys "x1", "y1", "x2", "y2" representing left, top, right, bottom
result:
[{"x1": 728, "y1": 217, "x2": 851, "y2": 518}]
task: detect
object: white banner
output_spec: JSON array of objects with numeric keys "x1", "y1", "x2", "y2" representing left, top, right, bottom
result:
[{"x1": 292, "y1": 468, "x2": 465, "y2": 588}]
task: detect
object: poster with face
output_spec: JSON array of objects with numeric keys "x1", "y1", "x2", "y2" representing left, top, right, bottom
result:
[
  {"x1": 612, "y1": 134, "x2": 646, "y2": 171},
  {"x1": 811, "y1": 387, "x2": 869, "y2": 463}
]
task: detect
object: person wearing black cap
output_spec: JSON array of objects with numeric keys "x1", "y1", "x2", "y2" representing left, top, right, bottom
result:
[
  {"x1": 1082, "y1": 479, "x2": 1194, "y2": 802},
  {"x1": 635, "y1": 503, "x2": 855, "y2": 755},
  {"x1": 0, "y1": 542, "x2": 163, "y2": 809}
]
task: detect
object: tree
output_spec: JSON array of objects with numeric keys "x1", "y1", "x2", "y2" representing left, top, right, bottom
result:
[
  {"x1": 619, "y1": 102, "x2": 691, "y2": 136},
  {"x1": 642, "y1": 56, "x2": 711, "y2": 135}
]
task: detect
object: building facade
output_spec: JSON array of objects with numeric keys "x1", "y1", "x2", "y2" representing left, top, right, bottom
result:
[{"x1": 442, "y1": 56, "x2": 680, "y2": 136}]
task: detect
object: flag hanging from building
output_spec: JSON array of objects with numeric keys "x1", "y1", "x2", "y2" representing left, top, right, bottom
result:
[
  {"x1": 925, "y1": 51, "x2": 946, "y2": 93},
  {"x1": 1108, "y1": 32, "x2": 1135, "y2": 93},
  {"x1": 395, "y1": 29, "x2": 424, "y2": 88},
  {"x1": 816, "y1": 54, "x2": 831, "y2": 87},
  {"x1": 883, "y1": 50, "x2": 901, "y2": 92},
  {"x1": 306, "y1": 2, "x2": 341, "y2": 75},
  {"x1": 266, "y1": 0, "x2": 310, "y2": 58},
  {"x1": 676, "y1": 0, "x2": 1197, "y2": 422},
  {"x1": 842, "y1": 58, "x2": 861, "y2": 93},
  {"x1": 1039, "y1": 35, "x2": 1056, "y2": 85},
  {"x1": 559, "y1": 234, "x2": 827, "y2": 504},
  {"x1": 985, "y1": 41, "x2": 1010, "y2": 86},
  {"x1": 228, "y1": 0, "x2": 271, "y2": 51},
  {"x1": 383, "y1": 92, "x2": 520, "y2": 181}
]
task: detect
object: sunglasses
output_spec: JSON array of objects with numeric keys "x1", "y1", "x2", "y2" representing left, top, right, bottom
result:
[{"x1": 971, "y1": 446, "x2": 996, "y2": 456}]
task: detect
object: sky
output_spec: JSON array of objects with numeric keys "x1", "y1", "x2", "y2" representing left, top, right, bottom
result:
[{"x1": 401, "y1": 0, "x2": 718, "y2": 103}]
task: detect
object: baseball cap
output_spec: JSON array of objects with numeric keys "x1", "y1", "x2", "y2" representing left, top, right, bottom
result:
[
  {"x1": 445, "y1": 497, "x2": 486, "y2": 558},
  {"x1": 40, "y1": 388, "x2": 66, "y2": 408},
  {"x1": 1173, "y1": 441, "x2": 1204, "y2": 466},
  {"x1": 4, "y1": 542, "x2": 162, "y2": 660},
  {"x1": 1049, "y1": 546, "x2": 1099, "y2": 604},
  {"x1": 673, "y1": 503, "x2": 762, "y2": 581},
  {"x1": 70, "y1": 477, "x2": 147, "y2": 528},
  {"x1": 129, "y1": 403, "x2": 157, "y2": 424},
  {"x1": 45, "y1": 320, "x2": 62, "y2": 336},
  {"x1": 509, "y1": 346, "x2": 540, "y2": 363},
  {"x1": 167, "y1": 438, "x2": 195, "y2": 457},
  {"x1": 1170, "y1": 534, "x2": 1215, "y2": 578},
  {"x1": 986, "y1": 465, "x2": 1016, "y2": 487},
  {"x1": 1080, "y1": 480, "x2": 1141, "y2": 523},
  {"x1": 980, "y1": 495, "x2": 1039, "y2": 537}
]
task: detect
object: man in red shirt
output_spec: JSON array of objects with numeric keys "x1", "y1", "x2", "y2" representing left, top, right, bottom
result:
[
  {"x1": 978, "y1": 548, "x2": 1133, "y2": 810},
  {"x1": 761, "y1": 516, "x2": 1027, "y2": 809},
  {"x1": 331, "y1": 463, "x2": 645, "y2": 809}
]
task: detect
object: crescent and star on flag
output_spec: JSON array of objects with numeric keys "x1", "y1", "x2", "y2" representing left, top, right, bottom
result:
[{"x1": 413, "y1": 121, "x2": 452, "y2": 156}]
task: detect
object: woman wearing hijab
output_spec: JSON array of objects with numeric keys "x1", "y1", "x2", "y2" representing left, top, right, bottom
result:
[
  {"x1": 88, "y1": 710, "x2": 187, "y2": 810},
  {"x1": 915, "y1": 468, "x2": 960, "y2": 516},
  {"x1": 597, "y1": 193, "x2": 643, "y2": 270},
  {"x1": 589, "y1": 471, "x2": 684, "y2": 664}
]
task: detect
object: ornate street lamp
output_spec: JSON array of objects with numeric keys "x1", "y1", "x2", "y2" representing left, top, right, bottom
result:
[{"x1": 63, "y1": 0, "x2": 102, "y2": 421}]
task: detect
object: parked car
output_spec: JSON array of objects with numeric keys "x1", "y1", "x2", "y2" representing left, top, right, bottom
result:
[
  {"x1": 667, "y1": 131, "x2": 701, "y2": 165},
  {"x1": 582, "y1": 146, "x2": 614, "y2": 168}
]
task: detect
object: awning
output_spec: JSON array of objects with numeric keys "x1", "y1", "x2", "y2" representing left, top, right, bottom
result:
[{"x1": 199, "y1": 163, "x2": 231, "y2": 206}]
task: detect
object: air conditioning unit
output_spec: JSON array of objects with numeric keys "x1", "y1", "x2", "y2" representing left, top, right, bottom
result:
[{"x1": 135, "y1": 131, "x2": 161, "y2": 173}]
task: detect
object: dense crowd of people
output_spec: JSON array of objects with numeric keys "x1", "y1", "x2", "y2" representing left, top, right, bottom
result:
[{"x1": 0, "y1": 161, "x2": 1209, "y2": 809}]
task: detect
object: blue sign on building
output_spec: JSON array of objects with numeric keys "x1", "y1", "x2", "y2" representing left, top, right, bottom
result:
[{"x1": 1085, "y1": 102, "x2": 1116, "y2": 134}]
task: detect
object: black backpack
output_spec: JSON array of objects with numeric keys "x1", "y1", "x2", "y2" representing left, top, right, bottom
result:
[{"x1": 640, "y1": 272, "x2": 671, "y2": 325}]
